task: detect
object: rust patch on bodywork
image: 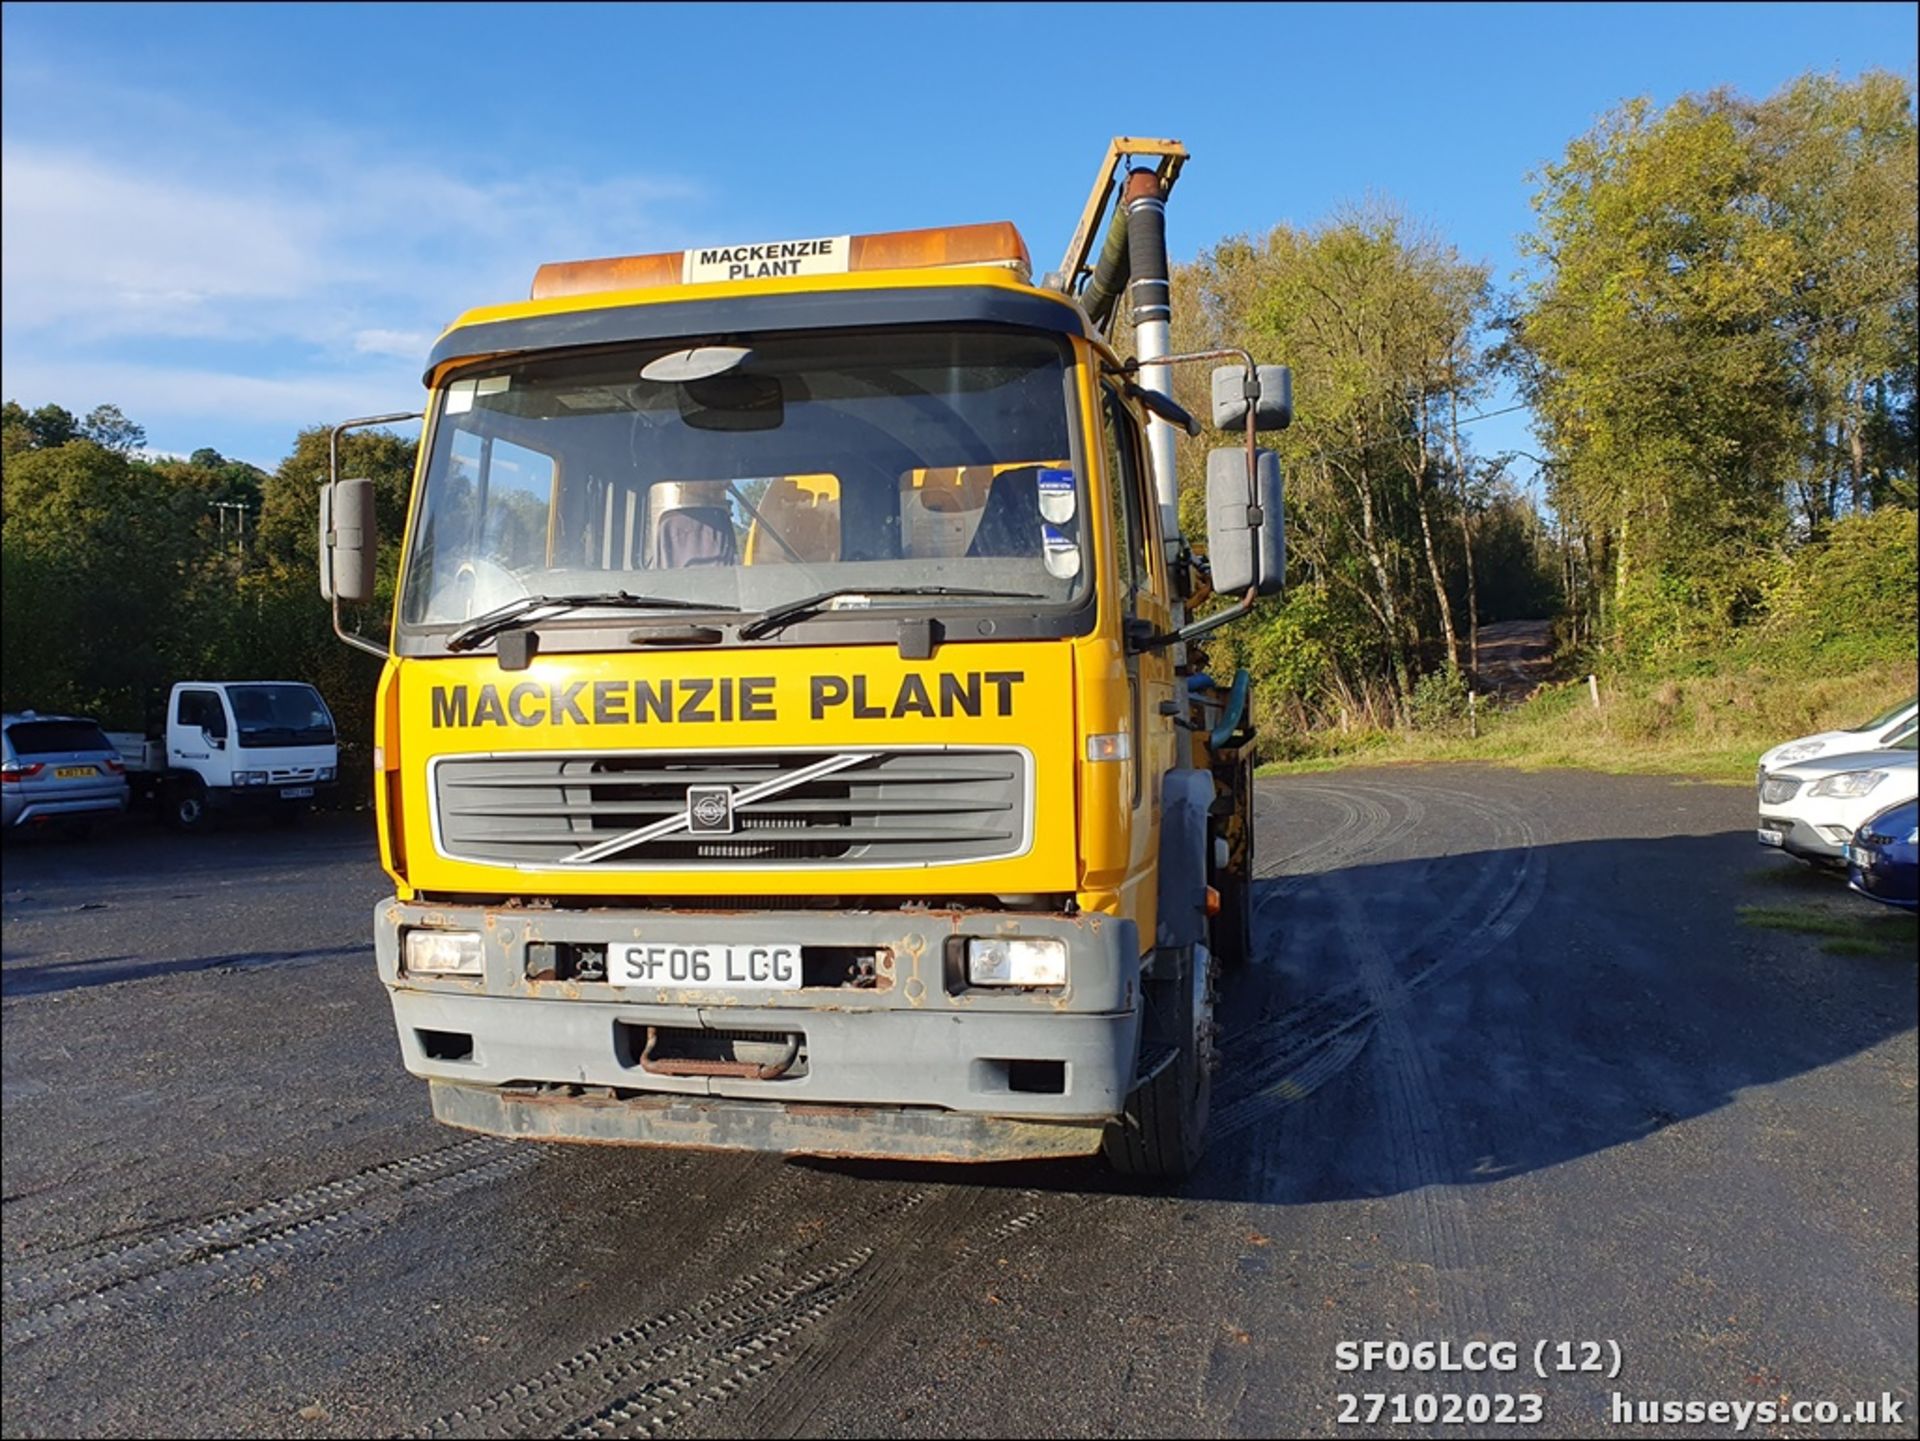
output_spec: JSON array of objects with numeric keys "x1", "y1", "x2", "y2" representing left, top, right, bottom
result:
[{"x1": 431, "y1": 1080, "x2": 1105, "y2": 1163}]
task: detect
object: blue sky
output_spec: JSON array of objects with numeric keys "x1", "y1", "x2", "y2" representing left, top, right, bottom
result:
[{"x1": 3, "y1": 2, "x2": 1914, "y2": 475}]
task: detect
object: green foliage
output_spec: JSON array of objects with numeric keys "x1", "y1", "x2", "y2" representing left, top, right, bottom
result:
[
  {"x1": 1173, "y1": 206, "x2": 1558, "y2": 736},
  {"x1": 1, "y1": 406, "x2": 416, "y2": 797},
  {"x1": 0, "y1": 439, "x2": 212, "y2": 722},
  {"x1": 1756, "y1": 506, "x2": 1919, "y2": 668},
  {"x1": 1472, "y1": 488, "x2": 1563, "y2": 622},
  {"x1": 80, "y1": 403, "x2": 145, "y2": 454},
  {"x1": 2, "y1": 400, "x2": 81, "y2": 454},
  {"x1": 1407, "y1": 665, "x2": 1471, "y2": 733},
  {"x1": 1514, "y1": 71, "x2": 1918, "y2": 662}
]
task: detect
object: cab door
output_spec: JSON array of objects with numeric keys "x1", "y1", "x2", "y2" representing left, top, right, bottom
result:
[
  {"x1": 171, "y1": 687, "x2": 234, "y2": 786},
  {"x1": 1100, "y1": 385, "x2": 1177, "y2": 911}
]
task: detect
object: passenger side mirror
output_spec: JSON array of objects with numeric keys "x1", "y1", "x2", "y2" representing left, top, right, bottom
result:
[
  {"x1": 1205, "y1": 448, "x2": 1285, "y2": 597},
  {"x1": 319, "y1": 478, "x2": 377, "y2": 605},
  {"x1": 1211, "y1": 364, "x2": 1292, "y2": 433},
  {"x1": 1123, "y1": 381, "x2": 1201, "y2": 437}
]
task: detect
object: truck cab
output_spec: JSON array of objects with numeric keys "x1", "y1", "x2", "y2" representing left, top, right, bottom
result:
[
  {"x1": 116, "y1": 681, "x2": 340, "y2": 829},
  {"x1": 322, "y1": 149, "x2": 1288, "y2": 1177}
]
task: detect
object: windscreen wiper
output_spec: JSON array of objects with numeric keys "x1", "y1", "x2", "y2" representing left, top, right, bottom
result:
[
  {"x1": 447, "y1": 592, "x2": 740, "y2": 652},
  {"x1": 738, "y1": 586, "x2": 1046, "y2": 641}
]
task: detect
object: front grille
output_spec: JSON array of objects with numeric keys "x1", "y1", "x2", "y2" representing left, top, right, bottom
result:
[
  {"x1": 1759, "y1": 775, "x2": 1800, "y2": 805},
  {"x1": 432, "y1": 747, "x2": 1029, "y2": 870}
]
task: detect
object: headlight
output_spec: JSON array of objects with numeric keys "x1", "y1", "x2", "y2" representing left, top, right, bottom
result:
[
  {"x1": 404, "y1": 929, "x2": 484, "y2": 976},
  {"x1": 1907, "y1": 828, "x2": 1919, "y2": 845},
  {"x1": 232, "y1": 771, "x2": 268, "y2": 786},
  {"x1": 318, "y1": 765, "x2": 337, "y2": 781},
  {"x1": 1774, "y1": 740, "x2": 1826, "y2": 764},
  {"x1": 1807, "y1": 769, "x2": 1886, "y2": 799},
  {"x1": 967, "y1": 937, "x2": 1067, "y2": 987}
]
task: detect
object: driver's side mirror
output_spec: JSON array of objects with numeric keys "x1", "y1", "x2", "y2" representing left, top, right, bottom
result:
[
  {"x1": 319, "y1": 478, "x2": 377, "y2": 605},
  {"x1": 1205, "y1": 448, "x2": 1285, "y2": 597}
]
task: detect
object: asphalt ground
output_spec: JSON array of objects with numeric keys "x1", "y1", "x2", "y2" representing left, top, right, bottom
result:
[{"x1": 2, "y1": 769, "x2": 1914, "y2": 1439}]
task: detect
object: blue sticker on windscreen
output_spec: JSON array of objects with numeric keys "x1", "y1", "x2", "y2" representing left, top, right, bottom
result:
[{"x1": 1036, "y1": 467, "x2": 1076, "y2": 523}]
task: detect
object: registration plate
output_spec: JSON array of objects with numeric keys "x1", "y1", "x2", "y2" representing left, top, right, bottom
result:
[
  {"x1": 1757, "y1": 827, "x2": 1784, "y2": 847},
  {"x1": 610, "y1": 942, "x2": 802, "y2": 990},
  {"x1": 279, "y1": 786, "x2": 314, "y2": 799},
  {"x1": 54, "y1": 766, "x2": 96, "y2": 779}
]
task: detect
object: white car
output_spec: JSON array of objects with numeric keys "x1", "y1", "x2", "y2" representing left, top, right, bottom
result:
[
  {"x1": 1759, "y1": 694, "x2": 1917, "y2": 776},
  {"x1": 1757, "y1": 730, "x2": 1919, "y2": 863}
]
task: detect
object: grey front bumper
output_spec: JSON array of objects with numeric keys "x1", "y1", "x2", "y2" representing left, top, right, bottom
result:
[
  {"x1": 376, "y1": 899, "x2": 1141, "y2": 1158},
  {"x1": 1758, "y1": 812, "x2": 1846, "y2": 861}
]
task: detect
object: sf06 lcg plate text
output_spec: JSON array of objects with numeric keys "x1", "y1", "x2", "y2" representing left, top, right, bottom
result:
[{"x1": 610, "y1": 942, "x2": 801, "y2": 989}]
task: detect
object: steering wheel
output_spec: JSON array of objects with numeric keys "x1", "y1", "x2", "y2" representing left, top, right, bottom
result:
[{"x1": 433, "y1": 557, "x2": 532, "y2": 621}]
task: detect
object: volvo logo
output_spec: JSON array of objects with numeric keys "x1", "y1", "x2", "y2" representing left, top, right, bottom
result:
[
  {"x1": 686, "y1": 785, "x2": 735, "y2": 835},
  {"x1": 562, "y1": 752, "x2": 874, "y2": 864}
]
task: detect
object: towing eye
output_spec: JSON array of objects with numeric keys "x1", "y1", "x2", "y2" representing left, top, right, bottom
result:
[{"x1": 638, "y1": 1028, "x2": 802, "y2": 1080}]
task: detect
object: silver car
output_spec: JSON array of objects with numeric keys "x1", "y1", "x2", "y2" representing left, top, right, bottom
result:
[{"x1": 1, "y1": 711, "x2": 131, "y2": 832}]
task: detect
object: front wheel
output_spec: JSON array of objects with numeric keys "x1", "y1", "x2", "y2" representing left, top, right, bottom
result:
[
  {"x1": 165, "y1": 779, "x2": 209, "y2": 832},
  {"x1": 1103, "y1": 943, "x2": 1217, "y2": 1181}
]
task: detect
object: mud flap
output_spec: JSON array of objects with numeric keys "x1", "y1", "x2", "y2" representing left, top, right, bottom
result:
[{"x1": 1157, "y1": 768, "x2": 1215, "y2": 949}]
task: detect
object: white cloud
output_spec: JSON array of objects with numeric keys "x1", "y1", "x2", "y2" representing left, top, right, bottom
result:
[
  {"x1": 1, "y1": 138, "x2": 700, "y2": 351},
  {"x1": 0, "y1": 145, "x2": 328, "y2": 337},
  {"x1": 6, "y1": 357, "x2": 425, "y2": 431},
  {"x1": 0, "y1": 79, "x2": 707, "y2": 460},
  {"x1": 352, "y1": 328, "x2": 435, "y2": 360}
]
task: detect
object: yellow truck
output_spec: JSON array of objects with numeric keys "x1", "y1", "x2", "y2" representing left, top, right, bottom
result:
[{"x1": 320, "y1": 139, "x2": 1291, "y2": 1177}]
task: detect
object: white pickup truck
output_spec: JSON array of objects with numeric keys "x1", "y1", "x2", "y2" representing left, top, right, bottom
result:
[{"x1": 108, "y1": 680, "x2": 339, "y2": 830}]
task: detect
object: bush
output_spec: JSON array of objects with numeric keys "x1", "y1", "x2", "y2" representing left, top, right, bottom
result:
[
  {"x1": 1408, "y1": 666, "x2": 1471, "y2": 733},
  {"x1": 1759, "y1": 508, "x2": 1919, "y2": 668}
]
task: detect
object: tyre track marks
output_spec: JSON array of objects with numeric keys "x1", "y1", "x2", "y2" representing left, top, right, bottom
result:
[
  {"x1": 2, "y1": 1139, "x2": 540, "y2": 1344},
  {"x1": 420, "y1": 1185, "x2": 1055, "y2": 1439},
  {"x1": 1215, "y1": 779, "x2": 1548, "y2": 1157}
]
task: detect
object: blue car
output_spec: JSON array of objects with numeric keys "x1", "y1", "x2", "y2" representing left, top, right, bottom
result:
[{"x1": 1847, "y1": 797, "x2": 1919, "y2": 910}]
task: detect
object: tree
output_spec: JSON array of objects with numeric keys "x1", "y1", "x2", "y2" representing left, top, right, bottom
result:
[
  {"x1": 0, "y1": 400, "x2": 32, "y2": 459},
  {"x1": 1172, "y1": 205, "x2": 1513, "y2": 728},
  {"x1": 1512, "y1": 71, "x2": 1917, "y2": 658},
  {"x1": 0, "y1": 441, "x2": 209, "y2": 719},
  {"x1": 27, "y1": 403, "x2": 78, "y2": 449},
  {"x1": 80, "y1": 404, "x2": 146, "y2": 454}
]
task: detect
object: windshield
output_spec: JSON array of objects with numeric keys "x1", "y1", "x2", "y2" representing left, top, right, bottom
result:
[
  {"x1": 400, "y1": 328, "x2": 1085, "y2": 638},
  {"x1": 228, "y1": 685, "x2": 335, "y2": 748},
  {"x1": 7, "y1": 720, "x2": 114, "y2": 756},
  {"x1": 1849, "y1": 696, "x2": 1917, "y2": 733}
]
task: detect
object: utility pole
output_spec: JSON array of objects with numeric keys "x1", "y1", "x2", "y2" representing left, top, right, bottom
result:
[{"x1": 210, "y1": 500, "x2": 250, "y2": 555}]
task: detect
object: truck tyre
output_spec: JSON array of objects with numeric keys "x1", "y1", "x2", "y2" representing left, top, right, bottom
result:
[
  {"x1": 166, "y1": 778, "x2": 209, "y2": 832},
  {"x1": 1104, "y1": 943, "x2": 1216, "y2": 1181}
]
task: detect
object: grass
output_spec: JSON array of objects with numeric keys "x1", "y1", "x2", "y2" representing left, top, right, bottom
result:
[
  {"x1": 1737, "y1": 902, "x2": 1919, "y2": 958},
  {"x1": 1821, "y1": 937, "x2": 1892, "y2": 957},
  {"x1": 1745, "y1": 861, "x2": 1842, "y2": 893},
  {"x1": 1259, "y1": 654, "x2": 1915, "y2": 785}
]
